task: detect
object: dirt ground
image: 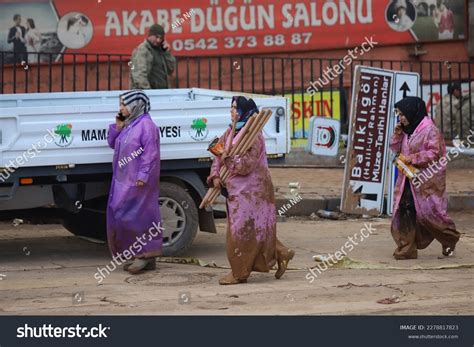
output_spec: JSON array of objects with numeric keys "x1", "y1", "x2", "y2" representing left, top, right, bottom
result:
[{"x1": 0, "y1": 211, "x2": 472, "y2": 315}]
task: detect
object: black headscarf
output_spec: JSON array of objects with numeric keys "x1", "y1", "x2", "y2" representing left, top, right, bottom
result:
[
  {"x1": 394, "y1": 96, "x2": 427, "y2": 135},
  {"x1": 232, "y1": 96, "x2": 259, "y2": 131}
]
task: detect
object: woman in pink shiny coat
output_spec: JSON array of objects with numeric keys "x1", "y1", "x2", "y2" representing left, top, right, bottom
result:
[{"x1": 390, "y1": 96, "x2": 460, "y2": 260}]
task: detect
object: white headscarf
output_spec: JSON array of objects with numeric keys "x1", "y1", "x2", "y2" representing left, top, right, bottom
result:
[{"x1": 120, "y1": 89, "x2": 151, "y2": 128}]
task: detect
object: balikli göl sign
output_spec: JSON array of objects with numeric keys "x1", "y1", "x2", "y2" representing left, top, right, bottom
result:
[{"x1": 341, "y1": 66, "x2": 394, "y2": 216}]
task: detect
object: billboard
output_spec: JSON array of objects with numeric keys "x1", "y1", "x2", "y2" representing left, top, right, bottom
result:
[{"x1": 0, "y1": 0, "x2": 468, "y2": 63}]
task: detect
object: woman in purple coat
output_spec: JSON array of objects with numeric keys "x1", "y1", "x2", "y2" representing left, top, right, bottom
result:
[
  {"x1": 107, "y1": 90, "x2": 162, "y2": 274},
  {"x1": 390, "y1": 96, "x2": 460, "y2": 259}
]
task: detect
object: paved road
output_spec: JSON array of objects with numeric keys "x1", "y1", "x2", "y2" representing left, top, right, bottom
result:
[{"x1": 0, "y1": 211, "x2": 473, "y2": 315}]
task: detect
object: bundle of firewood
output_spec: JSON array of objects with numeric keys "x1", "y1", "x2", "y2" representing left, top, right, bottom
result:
[{"x1": 199, "y1": 108, "x2": 273, "y2": 209}]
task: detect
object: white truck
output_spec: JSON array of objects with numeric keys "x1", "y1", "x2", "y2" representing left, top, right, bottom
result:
[{"x1": 0, "y1": 88, "x2": 290, "y2": 255}]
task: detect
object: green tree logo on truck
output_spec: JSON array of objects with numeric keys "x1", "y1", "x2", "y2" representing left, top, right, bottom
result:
[
  {"x1": 53, "y1": 124, "x2": 74, "y2": 147},
  {"x1": 189, "y1": 117, "x2": 209, "y2": 141}
]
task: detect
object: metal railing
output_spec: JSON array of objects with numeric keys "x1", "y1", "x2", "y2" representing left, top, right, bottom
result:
[{"x1": 1, "y1": 51, "x2": 473, "y2": 141}]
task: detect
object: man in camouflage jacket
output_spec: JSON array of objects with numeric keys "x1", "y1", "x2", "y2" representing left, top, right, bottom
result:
[{"x1": 129, "y1": 24, "x2": 176, "y2": 90}]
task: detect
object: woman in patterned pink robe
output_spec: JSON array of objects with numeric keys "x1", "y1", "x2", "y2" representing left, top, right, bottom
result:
[
  {"x1": 207, "y1": 96, "x2": 294, "y2": 285},
  {"x1": 390, "y1": 96, "x2": 460, "y2": 259}
]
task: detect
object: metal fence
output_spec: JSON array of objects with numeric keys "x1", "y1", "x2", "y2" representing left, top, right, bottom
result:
[{"x1": 1, "y1": 51, "x2": 473, "y2": 140}]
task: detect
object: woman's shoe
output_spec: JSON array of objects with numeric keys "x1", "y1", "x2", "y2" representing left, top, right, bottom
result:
[
  {"x1": 128, "y1": 258, "x2": 156, "y2": 274},
  {"x1": 219, "y1": 272, "x2": 247, "y2": 285},
  {"x1": 442, "y1": 245, "x2": 455, "y2": 257},
  {"x1": 123, "y1": 260, "x2": 134, "y2": 271},
  {"x1": 275, "y1": 249, "x2": 295, "y2": 279},
  {"x1": 393, "y1": 252, "x2": 418, "y2": 260}
]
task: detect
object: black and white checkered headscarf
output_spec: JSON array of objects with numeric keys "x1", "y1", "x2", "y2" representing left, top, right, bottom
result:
[{"x1": 120, "y1": 90, "x2": 151, "y2": 128}]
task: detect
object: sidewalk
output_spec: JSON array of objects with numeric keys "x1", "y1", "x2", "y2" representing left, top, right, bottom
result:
[
  {"x1": 269, "y1": 168, "x2": 474, "y2": 215},
  {"x1": 213, "y1": 167, "x2": 474, "y2": 214}
]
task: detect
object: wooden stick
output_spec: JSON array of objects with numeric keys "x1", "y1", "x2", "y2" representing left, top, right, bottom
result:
[
  {"x1": 240, "y1": 110, "x2": 272, "y2": 153},
  {"x1": 200, "y1": 188, "x2": 220, "y2": 209},
  {"x1": 202, "y1": 111, "x2": 271, "y2": 208},
  {"x1": 228, "y1": 115, "x2": 256, "y2": 156},
  {"x1": 218, "y1": 112, "x2": 269, "y2": 183},
  {"x1": 200, "y1": 109, "x2": 273, "y2": 208},
  {"x1": 225, "y1": 119, "x2": 237, "y2": 156}
]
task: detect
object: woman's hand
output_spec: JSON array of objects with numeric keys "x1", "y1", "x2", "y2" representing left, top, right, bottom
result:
[
  {"x1": 212, "y1": 178, "x2": 222, "y2": 189},
  {"x1": 394, "y1": 122, "x2": 403, "y2": 135},
  {"x1": 136, "y1": 180, "x2": 145, "y2": 187},
  {"x1": 221, "y1": 150, "x2": 229, "y2": 161},
  {"x1": 115, "y1": 115, "x2": 124, "y2": 130}
]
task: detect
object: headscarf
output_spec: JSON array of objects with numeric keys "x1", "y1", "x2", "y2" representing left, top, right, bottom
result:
[
  {"x1": 120, "y1": 90, "x2": 151, "y2": 128},
  {"x1": 394, "y1": 96, "x2": 427, "y2": 135},
  {"x1": 232, "y1": 96, "x2": 259, "y2": 131}
]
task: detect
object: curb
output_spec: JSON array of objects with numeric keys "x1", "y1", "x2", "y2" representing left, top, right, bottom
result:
[
  {"x1": 275, "y1": 194, "x2": 474, "y2": 216},
  {"x1": 214, "y1": 194, "x2": 473, "y2": 218}
]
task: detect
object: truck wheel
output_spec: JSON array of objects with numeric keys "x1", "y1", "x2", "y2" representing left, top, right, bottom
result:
[
  {"x1": 159, "y1": 182, "x2": 199, "y2": 256},
  {"x1": 61, "y1": 196, "x2": 108, "y2": 241},
  {"x1": 61, "y1": 182, "x2": 199, "y2": 256}
]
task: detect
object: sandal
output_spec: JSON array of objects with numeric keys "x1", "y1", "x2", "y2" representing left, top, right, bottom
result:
[
  {"x1": 219, "y1": 272, "x2": 247, "y2": 285},
  {"x1": 275, "y1": 249, "x2": 295, "y2": 279}
]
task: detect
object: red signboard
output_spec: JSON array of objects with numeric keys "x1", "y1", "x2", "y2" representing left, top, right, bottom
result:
[{"x1": 0, "y1": 0, "x2": 467, "y2": 61}]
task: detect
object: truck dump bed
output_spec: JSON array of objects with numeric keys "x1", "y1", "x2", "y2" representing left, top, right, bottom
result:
[{"x1": 0, "y1": 88, "x2": 290, "y2": 168}]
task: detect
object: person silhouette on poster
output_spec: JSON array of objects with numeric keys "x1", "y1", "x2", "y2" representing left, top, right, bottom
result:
[
  {"x1": 387, "y1": 0, "x2": 415, "y2": 32},
  {"x1": 433, "y1": 0, "x2": 455, "y2": 39},
  {"x1": 25, "y1": 18, "x2": 42, "y2": 63},
  {"x1": 7, "y1": 14, "x2": 27, "y2": 63}
]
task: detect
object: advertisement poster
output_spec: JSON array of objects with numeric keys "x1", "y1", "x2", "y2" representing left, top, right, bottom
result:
[
  {"x1": 286, "y1": 91, "x2": 341, "y2": 147},
  {"x1": 0, "y1": 0, "x2": 467, "y2": 64}
]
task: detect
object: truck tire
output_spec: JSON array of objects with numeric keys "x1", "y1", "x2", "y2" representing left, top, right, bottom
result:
[
  {"x1": 159, "y1": 182, "x2": 199, "y2": 256},
  {"x1": 61, "y1": 182, "x2": 199, "y2": 256},
  {"x1": 61, "y1": 196, "x2": 108, "y2": 241}
]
